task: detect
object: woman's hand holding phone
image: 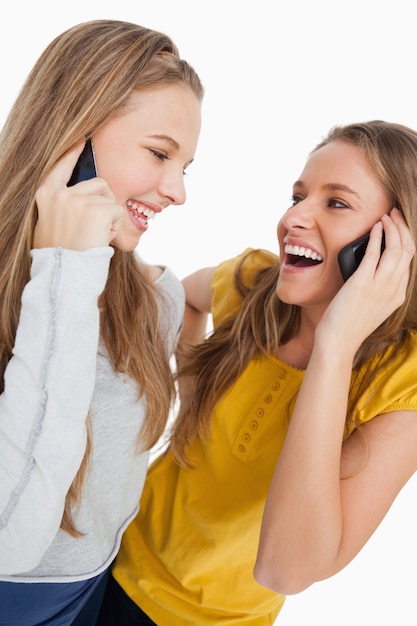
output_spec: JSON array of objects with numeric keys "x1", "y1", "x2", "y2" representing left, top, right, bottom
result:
[
  {"x1": 33, "y1": 142, "x2": 123, "y2": 250},
  {"x1": 338, "y1": 231, "x2": 386, "y2": 282},
  {"x1": 317, "y1": 210, "x2": 415, "y2": 357}
]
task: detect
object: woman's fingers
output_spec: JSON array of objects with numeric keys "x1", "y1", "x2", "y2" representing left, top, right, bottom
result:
[
  {"x1": 318, "y1": 209, "x2": 415, "y2": 354},
  {"x1": 34, "y1": 144, "x2": 123, "y2": 250}
]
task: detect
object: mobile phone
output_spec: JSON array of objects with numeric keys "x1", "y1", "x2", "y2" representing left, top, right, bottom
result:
[
  {"x1": 338, "y1": 231, "x2": 386, "y2": 281},
  {"x1": 67, "y1": 138, "x2": 97, "y2": 186}
]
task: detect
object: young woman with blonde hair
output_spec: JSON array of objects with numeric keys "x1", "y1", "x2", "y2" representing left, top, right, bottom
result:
[
  {"x1": 0, "y1": 18, "x2": 203, "y2": 625},
  {"x1": 103, "y1": 120, "x2": 417, "y2": 625}
]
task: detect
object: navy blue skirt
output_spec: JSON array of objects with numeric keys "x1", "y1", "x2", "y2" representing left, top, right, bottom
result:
[{"x1": 0, "y1": 567, "x2": 110, "y2": 626}]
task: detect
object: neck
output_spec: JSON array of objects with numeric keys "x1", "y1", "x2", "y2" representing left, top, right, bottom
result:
[{"x1": 277, "y1": 311, "x2": 317, "y2": 370}]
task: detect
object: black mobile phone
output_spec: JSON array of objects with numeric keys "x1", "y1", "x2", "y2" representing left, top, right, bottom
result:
[
  {"x1": 67, "y1": 138, "x2": 97, "y2": 186},
  {"x1": 338, "y1": 231, "x2": 386, "y2": 282}
]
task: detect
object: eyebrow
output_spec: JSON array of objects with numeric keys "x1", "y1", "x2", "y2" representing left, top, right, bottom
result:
[
  {"x1": 293, "y1": 180, "x2": 360, "y2": 197},
  {"x1": 148, "y1": 134, "x2": 180, "y2": 150}
]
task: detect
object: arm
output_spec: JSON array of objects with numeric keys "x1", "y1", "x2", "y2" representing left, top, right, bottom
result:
[
  {"x1": 179, "y1": 267, "x2": 215, "y2": 349},
  {"x1": 0, "y1": 247, "x2": 112, "y2": 573},
  {"x1": 0, "y1": 144, "x2": 120, "y2": 573},
  {"x1": 254, "y1": 210, "x2": 417, "y2": 594},
  {"x1": 175, "y1": 267, "x2": 215, "y2": 406}
]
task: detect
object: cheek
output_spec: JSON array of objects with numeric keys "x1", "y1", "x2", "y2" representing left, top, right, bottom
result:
[
  {"x1": 321, "y1": 252, "x2": 346, "y2": 296},
  {"x1": 93, "y1": 135, "x2": 154, "y2": 198},
  {"x1": 328, "y1": 271, "x2": 345, "y2": 293},
  {"x1": 101, "y1": 161, "x2": 152, "y2": 201},
  {"x1": 277, "y1": 219, "x2": 286, "y2": 257}
]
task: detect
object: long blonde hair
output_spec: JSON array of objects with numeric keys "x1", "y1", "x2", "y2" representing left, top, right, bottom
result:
[
  {"x1": 171, "y1": 120, "x2": 417, "y2": 466},
  {"x1": 0, "y1": 19, "x2": 204, "y2": 533}
]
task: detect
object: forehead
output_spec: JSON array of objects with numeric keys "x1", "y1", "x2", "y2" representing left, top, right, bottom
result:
[
  {"x1": 294, "y1": 139, "x2": 392, "y2": 213},
  {"x1": 127, "y1": 84, "x2": 200, "y2": 131},
  {"x1": 101, "y1": 84, "x2": 201, "y2": 155},
  {"x1": 124, "y1": 84, "x2": 201, "y2": 116},
  {"x1": 299, "y1": 140, "x2": 378, "y2": 187}
]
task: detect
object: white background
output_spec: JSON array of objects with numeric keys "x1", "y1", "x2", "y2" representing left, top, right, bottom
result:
[{"x1": 3, "y1": 2, "x2": 417, "y2": 623}]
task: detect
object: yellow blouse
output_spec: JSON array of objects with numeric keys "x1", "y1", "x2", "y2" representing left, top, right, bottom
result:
[{"x1": 113, "y1": 249, "x2": 417, "y2": 625}]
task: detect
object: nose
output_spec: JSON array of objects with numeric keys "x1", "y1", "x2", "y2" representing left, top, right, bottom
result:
[
  {"x1": 159, "y1": 168, "x2": 187, "y2": 206},
  {"x1": 281, "y1": 199, "x2": 316, "y2": 231}
]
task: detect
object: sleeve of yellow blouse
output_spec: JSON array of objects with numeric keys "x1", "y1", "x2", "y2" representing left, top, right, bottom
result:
[
  {"x1": 210, "y1": 248, "x2": 279, "y2": 328},
  {"x1": 345, "y1": 329, "x2": 417, "y2": 437}
]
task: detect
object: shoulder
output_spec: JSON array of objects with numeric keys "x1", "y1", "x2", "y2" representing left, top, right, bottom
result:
[
  {"x1": 211, "y1": 248, "x2": 278, "y2": 327},
  {"x1": 352, "y1": 330, "x2": 417, "y2": 427},
  {"x1": 212, "y1": 247, "x2": 278, "y2": 288},
  {"x1": 138, "y1": 262, "x2": 184, "y2": 314},
  {"x1": 153, "y1": 265, "x2": 185, "y2": 319},
  {"x1": 143, "y1": 264, "x2": 164, "y2": 282}
]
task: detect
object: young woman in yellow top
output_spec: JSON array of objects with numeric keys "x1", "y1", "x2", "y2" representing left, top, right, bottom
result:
[{"x1": 99, "y1": 120, "x2": 417, "y2": 625}]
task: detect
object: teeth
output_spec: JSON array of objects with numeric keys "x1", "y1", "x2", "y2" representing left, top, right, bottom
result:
[
  {"x1": 127, "y1": 200, "x2": 156, "y2": 220},
  {"x1": 142, "y1": 208, "x2": 155, "y2": 220},
  {"x1": 285, "y1": 243, "x2": 323, "y2": 261}
]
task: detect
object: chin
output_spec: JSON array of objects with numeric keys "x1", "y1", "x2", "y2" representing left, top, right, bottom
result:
[
  {"x1": 275, "y1": 285, "x2": 292, "y2": 305},
  {"x1": 276, "y1": 277, "x2": 292, "y2": 302},
  {"x1": 112, "y1": 233, "x2": 143, "y2": 252},
  {"x1": 113, "y1": 243, "x2": 141, "y2": 252}
]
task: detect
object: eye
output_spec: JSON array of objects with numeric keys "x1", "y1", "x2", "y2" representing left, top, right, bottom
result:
[
  {"x1": 149, "y1": 149, "x2": 168, "y2": 162},
  {"x1": 328, "y1": 198, "x2": 349, "y2": 209},
  {"x1": 290, "y1": 194, "x2": 303, "y2": 206},
  {"x1": 183, "y1": 160, "x2": 195, "y2": 177}
]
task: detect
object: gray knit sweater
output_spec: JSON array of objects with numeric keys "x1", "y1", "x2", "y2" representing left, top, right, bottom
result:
[{"x1": 0, "y1": 247, "x2": 184, "y2": 582}]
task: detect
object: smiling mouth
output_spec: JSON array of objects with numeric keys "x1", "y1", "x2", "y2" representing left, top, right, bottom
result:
[
  {"x1": 127, "y1": 200, "x2": 156, "y2": 226},
  {"x1": 284, "y1": 244, "x2": 323, "y2": 268}
]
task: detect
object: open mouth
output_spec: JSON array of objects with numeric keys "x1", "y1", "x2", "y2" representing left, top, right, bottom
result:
[
  {"x1": 284, "y1": 244, "x2": 323, "y2": 268},
  {"x1": 127, "y1": 200, "x2": 156, "y2": 226}
]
